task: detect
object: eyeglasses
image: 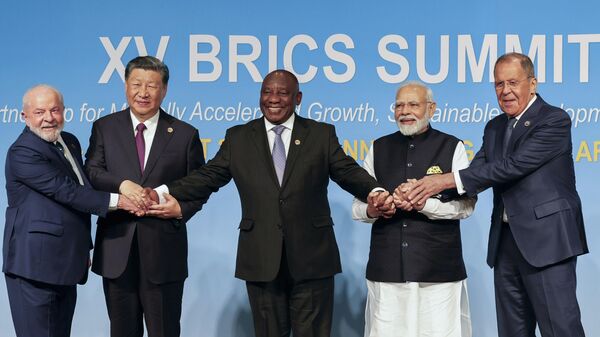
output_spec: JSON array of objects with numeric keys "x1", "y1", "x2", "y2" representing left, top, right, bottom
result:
[
  {"x1": 494, "y1": 77, "x2": 532, "y2": 91},
  {"x1": 394, "y1": 101, "x2": 432, "y2": 111}
]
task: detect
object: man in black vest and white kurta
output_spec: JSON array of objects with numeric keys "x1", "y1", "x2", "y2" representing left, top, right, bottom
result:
[{"x1": 352, "y1": 82, "x2": 476, "y2": 337}]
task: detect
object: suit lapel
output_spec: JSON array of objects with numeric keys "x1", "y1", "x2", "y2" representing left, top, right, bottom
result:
[
  {"x1": 62, "y1": 135, "x2": 91, "y2": 186},
  {"x1": 251, "y1": 118, "x2": 281, "y2": 188},
  {"x1": 281, "y1": 116, "x2": 308, "y2": 188},
  {"x1": 141, "y1": 110, "x2": 174, "y2": 184},
  {"x1": 114, "y1": 109, "x2": 143, "y2": 180}
]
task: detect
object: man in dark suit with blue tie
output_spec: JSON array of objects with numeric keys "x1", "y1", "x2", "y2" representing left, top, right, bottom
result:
[
  {"x1": 3, "y1": 85, "x2": 138, "y2": 337},
  {"x1": 404, "y1": 53, "x2": 588, "y2": 337},
  {"x1": 147, "y1": 69, "x2": 393, "y2": 337}
]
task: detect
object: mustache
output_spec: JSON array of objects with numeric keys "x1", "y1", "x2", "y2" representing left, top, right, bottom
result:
[{"x1": 397, "y1": 114, "x2": 418, "y2": 121}]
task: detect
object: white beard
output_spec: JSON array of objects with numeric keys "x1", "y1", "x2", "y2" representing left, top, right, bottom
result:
[
  {"x1": 29, "y1": 124, "x2": 63, "y2": 142},
  {"x1": 396, "y1": 114, "x2": 430, "y2": 136}
]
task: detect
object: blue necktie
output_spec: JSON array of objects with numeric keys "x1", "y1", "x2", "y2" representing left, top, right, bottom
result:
[{"x1": 271, "y1": 125, "x2": 286, "y2": 185}]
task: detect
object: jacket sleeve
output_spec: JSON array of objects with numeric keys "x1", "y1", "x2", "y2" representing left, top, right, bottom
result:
[
  {"x1": 8, "y1": 144, "x2": 110, "y2": 217},
  {"x1": 84, "y1": 121, "x2": 123, "y2": 192},
  {"x1": 177, "y1": 129, "x2": 209, "y2": 223},
  {"x1": 459, "y1": 109, "x2": 571, "y2": 197}
]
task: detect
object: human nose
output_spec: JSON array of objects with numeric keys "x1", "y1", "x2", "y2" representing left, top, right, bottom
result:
[
  {"x1": 43, "y1": 110, "x2": 55, "y2": 122},
  {"x1": 138, "y1": 85, "x2": 150, "y2": 97},
  {"x1": 267, "y1": 92, "x2": 280, "y2": 103},
  {"x1": 501, "y1": 83, "x2": 512, "y2": 95}
]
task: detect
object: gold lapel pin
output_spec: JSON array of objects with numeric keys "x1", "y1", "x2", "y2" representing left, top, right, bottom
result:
[
  {"x1": 294, "y1": 139, "x2": 301, "y2": 145},
  {"x1": 167, "y1": 127, "x2": 174, "y2": 133},
  {"x1": 524, "y1": 121, "x2": 530, "y2": 127}
]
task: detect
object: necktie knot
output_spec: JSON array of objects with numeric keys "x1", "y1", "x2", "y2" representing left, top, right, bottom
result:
[
  {"x1": 54, "y1": 141, "x2": 65, "y2": 154},
  {"x1": 136, "y1": 123, "x2": 147, "y2": 133},
  {"x1": 272, "y1": 124, "x2": 285, "y2": 135},
  {"x1": 507, "y1": 117, "x2": 517, "y2": 128}
]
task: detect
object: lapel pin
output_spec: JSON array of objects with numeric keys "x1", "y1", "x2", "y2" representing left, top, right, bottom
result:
[
  {"x1": 294, "y1": 139, "x2": 301, "y2": 145},
  {"x1": 167, "y1": 127, "x2": 174, "y2": 133},
  {"x1": 524, "y1": 121, "x2": 530, "y2": 127}
]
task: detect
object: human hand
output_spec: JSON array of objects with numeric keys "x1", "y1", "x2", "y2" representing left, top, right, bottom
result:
[
  {"x1": 119, "y1": 180, "x2": 147, "y2": 210},
  {"x1": 366, "y1": 190, "x2": 396, "y2": 219},
  {"x1": 406, "y1": 173, "x2": 454, "y2": 207},
  {"x1": 117, "y1": 194, "x2": 146, "y2": 216},
  {"x1": 143, "y1": 187, "x2": 159, "y2": 204},
  {"x1": 146, "y1": 193, "x2": 182, "y2": 219},
  {"x1": 393, "y1": 179, "x2": 425, "y2": 211}
]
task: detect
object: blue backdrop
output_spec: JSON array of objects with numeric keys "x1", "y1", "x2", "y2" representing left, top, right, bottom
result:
[{"x1": 1, "y1": 1, "x2": 598, "y2": 336}]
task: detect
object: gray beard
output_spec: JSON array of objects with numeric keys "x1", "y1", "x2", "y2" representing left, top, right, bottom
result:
[
  {"x1": 29, "y1": 125, "x2": 63, "y2": 143},
  {"x1": 397, "y1": 115, "x2": 430, "y2": 136}
]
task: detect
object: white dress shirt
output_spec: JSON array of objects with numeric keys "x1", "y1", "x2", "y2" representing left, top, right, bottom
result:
[{"x1": 264, "y1": 113, "x2": 295, "y2": 156}]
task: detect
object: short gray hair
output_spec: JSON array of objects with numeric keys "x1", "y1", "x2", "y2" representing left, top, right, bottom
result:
[{"x1": 396, "y1": 81, "x2": 434, "y2": 102}]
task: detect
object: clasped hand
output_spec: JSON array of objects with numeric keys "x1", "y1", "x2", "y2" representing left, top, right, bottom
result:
[
  {"x1": 392, "y1": 179, "x2": 424, "y2": 212},
  {"x1": 117, "y1": 181, "x2": 182, "y2": 219},
  {"x1": 366, "y1": 190, "x2": 396, "y2": 219}
]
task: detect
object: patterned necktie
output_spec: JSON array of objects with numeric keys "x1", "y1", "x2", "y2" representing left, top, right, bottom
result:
[
  {"x1": 271, "y1": 125, "x2": 286, "y2": 185},
  {"x1": 135, "y1": 123, "x2": 147, "y2": 172},
  {"x1": 502, "y1": 117, "x2": 517, "y2": 156}
]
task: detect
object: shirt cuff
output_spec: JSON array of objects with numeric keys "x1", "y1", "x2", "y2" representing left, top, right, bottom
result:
[
  {"x1": 154, "y1": 184, "x2": 169, "y2": 204},
  {"x1": 109, "y1": 193, "x2": 119, "y2": 210},
  {"x1": 453, "y1": 171, "x2": 466, "y2": 195},
  {"x1": 370, "y1": 187, "x2": 386, "y2": 193}
]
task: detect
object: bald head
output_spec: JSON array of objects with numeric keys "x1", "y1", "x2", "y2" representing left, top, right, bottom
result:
[{"x1": 260, "y1": 69, "x2": 302, "y2": 125}]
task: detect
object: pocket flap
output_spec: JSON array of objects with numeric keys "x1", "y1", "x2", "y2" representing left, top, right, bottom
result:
[
  {"x1": 534, "y1": 198, "x2": 570, "y2": 219},
  {"x1": 238, "y1": 218, "x2": 254, "y2": 231},
  {"x1": 312, "y1": 216, "x2": 333, "y2": 228},
  {"x1": 28, "y1": 221, "x2": 64, "y2": 236}
]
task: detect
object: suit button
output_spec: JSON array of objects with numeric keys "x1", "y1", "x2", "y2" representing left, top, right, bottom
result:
[
  {"x1": 409, "y1": 144, "x2": 415, "y2": 149},
  {"x1": 279, "y1": 199, "x2": 284, "y2": 205},
  {"x1": 402, "y1": 242, "x2": 408, "y2": 248},
  {"x1": 407, "y1": 163, "x2": 413, "y2": 167},
  {"x1": 402, "y1": 223, "x2": 407, "y2": 228}
]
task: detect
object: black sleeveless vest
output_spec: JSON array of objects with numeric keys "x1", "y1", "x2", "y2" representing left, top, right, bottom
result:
[{"x1": 367, "y1": 128, "x2": 467, "y2": 282}]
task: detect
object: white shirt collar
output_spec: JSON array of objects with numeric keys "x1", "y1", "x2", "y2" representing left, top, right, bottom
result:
[
  {"x1": 514, "y1": 95, "x2": 537, "y2": 121},
  {"x1": 130, "y1": 109, "x2": 160, "y2": 130},
  {"x1": 264, "y1": 113, "x2": 295, "y2": 133}
]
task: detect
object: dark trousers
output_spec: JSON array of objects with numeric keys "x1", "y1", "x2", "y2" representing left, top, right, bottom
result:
[
  {"x1": 246, "y1": 250, "x2": 334, "y2": 337},
  {"x1": 494, "y1": 224, "x2": 585, "y2": 337},
  {"x1": 103, "y1": 231, "x2": 184, "y2": 337},
  {"x1": 5, "y1": 273, "x2": 77, "y2": 337}
]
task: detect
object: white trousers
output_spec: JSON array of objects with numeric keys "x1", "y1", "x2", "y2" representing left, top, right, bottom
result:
[{"x1": 364, "y1": 280, "x2": 472, "y2": 337}]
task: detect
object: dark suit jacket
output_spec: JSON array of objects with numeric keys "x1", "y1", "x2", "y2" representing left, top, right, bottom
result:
[
  {"x1": 168, "y1": 115, "x2": 380, "y2": 282},
  {"x1": 3, "y1": 128, "x2": 109, "y2": 285},
  {"x1": 84, "y1": 109, "x2": 205, "y2": 284},
  {"x1": 460, "y1": 95, "x2": 588, "y2": 268}
]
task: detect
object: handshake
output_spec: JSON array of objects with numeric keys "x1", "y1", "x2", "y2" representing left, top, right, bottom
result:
[
  {"x1": 366, "y1": 178, "x2": 430, "y2": 219},
  {"x1": 116, "y1": 180, "x2": 182, "y2": 219}
]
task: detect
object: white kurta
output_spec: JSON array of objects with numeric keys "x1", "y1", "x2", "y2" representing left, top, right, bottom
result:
[{"x1": 353, "y1": 140, "x2": 475, "y2": 337}]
